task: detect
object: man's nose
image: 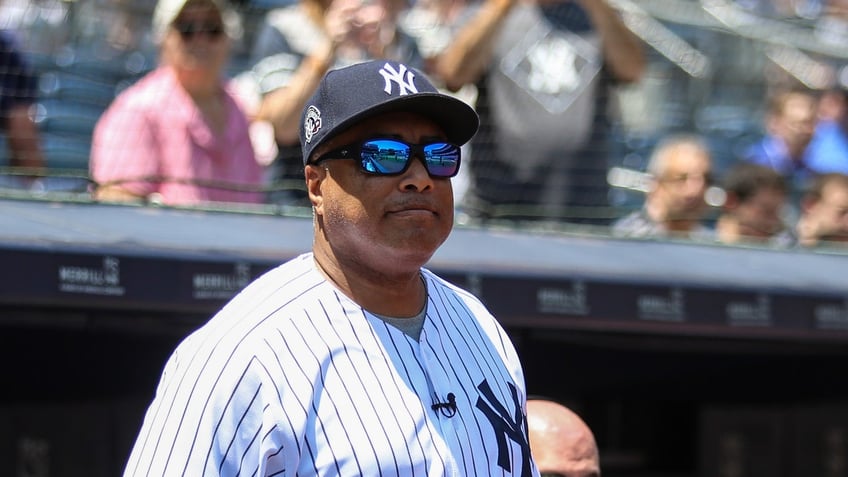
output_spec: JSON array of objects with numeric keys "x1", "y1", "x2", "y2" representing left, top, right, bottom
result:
[{"x1": 399, "y1": 155, "x2": 435, "y2": 191}]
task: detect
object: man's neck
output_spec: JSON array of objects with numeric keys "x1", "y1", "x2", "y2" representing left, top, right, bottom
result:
[
  {"x1": 312, "y1": 248, "x2": 427, "y2": 318},
  {"x1": 715, "y1": 216, "x2": 739, "y2": 244},
  {"x1": 646, "y1": 201, "x2": 700, "y2": 234}
]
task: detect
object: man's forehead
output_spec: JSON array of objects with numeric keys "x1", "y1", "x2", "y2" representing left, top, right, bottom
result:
[
  {"x1": 822, "y1": 183, "x2": 848, "y2": 204},
  {"x1": 665, "y1": 155, "x2": 710, "y2": 175}
]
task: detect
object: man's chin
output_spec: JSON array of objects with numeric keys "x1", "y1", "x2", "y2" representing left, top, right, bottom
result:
[{"x1": 667, "y1": 209, "x2": 704, "y2": 222}]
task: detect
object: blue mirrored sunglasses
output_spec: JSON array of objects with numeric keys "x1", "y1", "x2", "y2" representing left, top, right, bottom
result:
[{"x1": 314, "y1": 138, "x2": 461, "y2": 178}]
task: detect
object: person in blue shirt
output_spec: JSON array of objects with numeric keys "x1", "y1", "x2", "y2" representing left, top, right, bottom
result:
[
  {"x1": 805, "y1": 87, "x2": 848, "y2": 177},
  {"x1": 743, "y1": 88, "x2": 817, "y2": 194}
]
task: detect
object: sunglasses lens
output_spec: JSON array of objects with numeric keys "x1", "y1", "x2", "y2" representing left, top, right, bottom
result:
[
  {"x1": 360, "y1": 139, "x2": 459, "y2": 177},
  {"x1": 423, "y1": 142, "x2": 460, "y2": 177},
  {"x1": 361, "y1": 139, "x2": 412, "y2": 175}
]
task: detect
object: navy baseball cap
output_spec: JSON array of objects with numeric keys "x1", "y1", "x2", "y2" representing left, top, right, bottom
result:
[{"x1": 300, "y1": 60, "x2": 480, "y2": 165}]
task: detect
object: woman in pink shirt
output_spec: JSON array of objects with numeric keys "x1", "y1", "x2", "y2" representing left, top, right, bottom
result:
[{"x1": 90, "y1": 0, "x2": 264, "y2": 206}]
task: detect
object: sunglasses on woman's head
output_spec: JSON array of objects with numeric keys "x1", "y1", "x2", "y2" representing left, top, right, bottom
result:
[{"x1": 313, "y1": 138, "x2": 461, "y2": 178}]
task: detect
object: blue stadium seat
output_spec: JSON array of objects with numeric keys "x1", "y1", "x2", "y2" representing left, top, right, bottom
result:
[
  {"x1": 33, "y1": 99, "x2": 103, "y2": 138},
  {"x1": 39, "y1": 133, "x2": 92, "y2": 171},
  {"x1": 51, "y1": 44, "x2": 153, "y2": 83},
  {"x1": 39, "y1": 71, "x2": 117, "y2": 110}
]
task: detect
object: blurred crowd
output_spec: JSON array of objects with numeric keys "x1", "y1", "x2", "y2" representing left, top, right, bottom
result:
[{"x1": 1, "y1": 0, "x2": 848, "y2": 250}]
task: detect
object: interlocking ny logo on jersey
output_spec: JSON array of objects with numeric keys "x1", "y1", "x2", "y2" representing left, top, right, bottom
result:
[
  {"x1": 379, "y1": 63, "x2": 418, "y2": 96},
  {"x1": 476, "y1": 379, "x2": 532, "y2": 476}
]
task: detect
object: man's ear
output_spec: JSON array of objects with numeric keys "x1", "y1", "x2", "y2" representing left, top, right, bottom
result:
[
  {"x1": 765, "y1": 114, "x2": 780, "y2": 136},
  {"x1": 305, "y1": 164, "x2": 326, "y2": 213},
  {"x1": 646, "y1": 176, "x2": 660, "y2": 195}
]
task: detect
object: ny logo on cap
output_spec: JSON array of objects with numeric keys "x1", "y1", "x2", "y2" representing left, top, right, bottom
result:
[{"x1": 379, "y1": 63, "x2": 418, "y2": 96}]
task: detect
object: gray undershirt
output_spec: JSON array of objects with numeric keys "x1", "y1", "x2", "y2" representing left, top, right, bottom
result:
[
  {"x1": 375, "y1": 308, "x2": 426, "y2": 341},
  {"x1": 371, "y1": 277, "x2": 427, "y2": 340}
]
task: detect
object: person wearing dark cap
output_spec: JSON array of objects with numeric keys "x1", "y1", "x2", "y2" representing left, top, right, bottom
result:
[{"x1": 123, "y1": 59, "x2": 539, "y2": 477}]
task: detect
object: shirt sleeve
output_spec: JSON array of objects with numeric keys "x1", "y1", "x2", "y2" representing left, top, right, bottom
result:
[{"x1": 122, "y1": 334, "x2": 293, "y2": 477}]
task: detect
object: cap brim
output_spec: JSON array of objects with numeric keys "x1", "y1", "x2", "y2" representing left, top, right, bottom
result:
[{"x1": 309, "y1": 93, "x2": 479, "y2": 162}]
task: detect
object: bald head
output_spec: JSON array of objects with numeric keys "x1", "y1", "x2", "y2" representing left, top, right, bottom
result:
[{"x1": 527, "y1": 399, "x2": 600, "y2": 477}]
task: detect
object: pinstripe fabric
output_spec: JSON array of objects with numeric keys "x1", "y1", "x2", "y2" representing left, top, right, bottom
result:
[{"x1": 124, "y1": 253, "x2": 538, "y2": 477}]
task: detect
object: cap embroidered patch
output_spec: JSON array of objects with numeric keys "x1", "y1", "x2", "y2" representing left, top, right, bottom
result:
[{"x1": 303, "y1": 105, "x2": 322, "y2": 144}]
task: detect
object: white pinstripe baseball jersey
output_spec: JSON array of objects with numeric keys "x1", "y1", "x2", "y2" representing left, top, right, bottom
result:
[{"x1": 124, "y1": 253, "x2": 538, "y2": 477}]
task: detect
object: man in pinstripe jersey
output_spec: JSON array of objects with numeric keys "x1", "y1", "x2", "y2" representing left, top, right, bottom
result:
[{"x1": 124, "y1": 59, "x2": 540, "y2": 476}]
